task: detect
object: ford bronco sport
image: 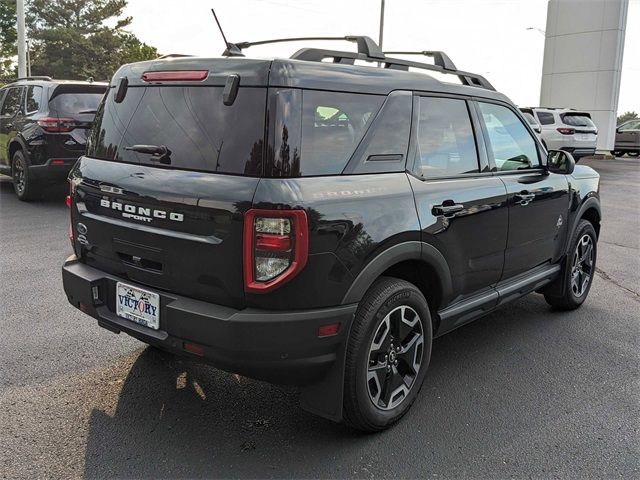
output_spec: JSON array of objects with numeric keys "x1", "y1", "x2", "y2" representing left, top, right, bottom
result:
[{"x1": 62, "y1": 36, "x2": 601, "y2": 432}]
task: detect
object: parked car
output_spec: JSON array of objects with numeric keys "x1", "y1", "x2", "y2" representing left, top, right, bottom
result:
[
  {"x1": 520, "y1": 109, "x2": 543, "y2": 143},
  {"x1": 0, "y1": 76, "x2": 108, "y2": 200},
  {"x1": 520, "y1": 107, "x2": 598, "y2": 160},
  {"x1": 62, "y1": 37, "x2": 601, "y2": 432},
  {"x1": 612, "y1": 119, "x2": 640, "y2": 157}
]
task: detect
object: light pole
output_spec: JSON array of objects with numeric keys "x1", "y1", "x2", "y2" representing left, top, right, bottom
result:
[
  {"x1": 378, "y1": 0, "x2": 385, "y2": 49},
  {"x1": 16, "y1": 0, "x2": 27, "y2": 77}
]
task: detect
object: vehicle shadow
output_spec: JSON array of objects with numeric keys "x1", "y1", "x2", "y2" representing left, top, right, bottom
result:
[
  {"x1": 82, "y1": 292, "x2": 598, "y2": 478},
  {"x1": 0, "y1": 176, "x2": 67, "y2": 204}
]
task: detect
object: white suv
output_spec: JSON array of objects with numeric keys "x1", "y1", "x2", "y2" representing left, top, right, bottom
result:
[{"x1": 521, "y1": 108, "x2": 598, "y2": 160}]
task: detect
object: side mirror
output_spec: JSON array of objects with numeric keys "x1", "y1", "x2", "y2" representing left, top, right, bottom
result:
[{"x1": 547, "y1": 149, "x2": 575, "y2": 175}]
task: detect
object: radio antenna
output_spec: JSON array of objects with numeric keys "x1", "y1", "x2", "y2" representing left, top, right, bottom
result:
[{"x1": 211, "y1": 8, "x2": 244, "y2": 57}]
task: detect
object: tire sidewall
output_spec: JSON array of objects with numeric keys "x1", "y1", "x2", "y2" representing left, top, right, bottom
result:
[
  {"x1": 352, "y1": 282, "x2": 432, "y2": 429},
  {"x1": 12, "y1": 150, "x2": 31, "y2": 200}
]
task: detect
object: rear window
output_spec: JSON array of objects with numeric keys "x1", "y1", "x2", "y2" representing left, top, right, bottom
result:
[
  {"x1": 561, "y1": 113, "x2": 595, "y2": 128},
  {"x1": 50, "y1": 85, "x2": 107, "y2": 117},
  {"x1": 267, "y1": 89, "x2": 383, "y2": 177},
  {"x1": 86, "y1": 86, "x2": 266, "y2": 176}
]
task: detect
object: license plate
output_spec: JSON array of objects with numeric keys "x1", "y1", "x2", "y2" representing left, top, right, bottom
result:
[{"x1": 116, "y1": 282, "x2": 160, "y2": 330}]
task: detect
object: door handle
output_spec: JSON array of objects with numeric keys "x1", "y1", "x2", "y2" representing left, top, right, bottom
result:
[
  {"x1": 515, "y1": 192, "x2": 536, "y2": 206},
  {"x1": 432, "y1": 201, "x2": 464, "y2": 216}
]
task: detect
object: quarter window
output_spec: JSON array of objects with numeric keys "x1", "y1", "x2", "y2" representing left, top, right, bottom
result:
[
  {"x1": 25, "y1": 86, "x2": 43, "y2": 113},
  {"x1": 479, "y1": 102, "x2": 540, "y2": 171},
  {"x1": 0, "y1": 87, "x2": 23, "y2": 117},
  {"x1": 413, "y1": 96, "x2": 479, "y2": 178}
]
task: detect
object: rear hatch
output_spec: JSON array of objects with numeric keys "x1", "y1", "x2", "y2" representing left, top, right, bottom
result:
[
  {"x1": 71, "y1": 58, "x2": 271, "y2": 308},
  {"x1": 560, "y1": 112, "x2": 598, "y2": 141},
  {"x1": 47, "y1": 84, "x2": 108, "y2": 155}
]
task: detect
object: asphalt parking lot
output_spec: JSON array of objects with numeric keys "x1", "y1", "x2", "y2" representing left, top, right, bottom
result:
[{"x1": 0, "y1": 158, "x2": 638, "y2": 479}]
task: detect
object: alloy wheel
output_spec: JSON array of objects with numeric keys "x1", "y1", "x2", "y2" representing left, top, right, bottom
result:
[
  {"x1": 366, "y1": 305, "x2": 424, "y2": 410},
  {"x1": 14, "y1": 159, "x2": 25, "y2": 195},
  {"x1": 571, "y1": 234, "x2": 594, "y2": 297}
]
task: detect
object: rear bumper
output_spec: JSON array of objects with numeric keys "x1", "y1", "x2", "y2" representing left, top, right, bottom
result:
[
  {"x1": 29, "y1": 158, "x2": 76, "y2": 182},
  {"x1": 561, "y1": 147, "x2": 595, "y2": 159},
  {"x1": 62, "y1": 256, "x2": 356, "y2": 385}
]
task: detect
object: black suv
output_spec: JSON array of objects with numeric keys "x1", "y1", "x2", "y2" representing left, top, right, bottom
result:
[
  {"x1": 0, "y1": 76, "x2": 107, "y2": 200},
  {"x1": 62, "y1": 37, "x2": 601, "y2": 432}
]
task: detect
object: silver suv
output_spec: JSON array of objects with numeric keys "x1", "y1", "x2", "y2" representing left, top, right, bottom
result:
[{"x1": 521, "y1": 108, "x2": 598, "y2": 160}]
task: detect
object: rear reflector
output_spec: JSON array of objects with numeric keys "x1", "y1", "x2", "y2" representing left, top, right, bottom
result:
[
  {"x1": 51, "y1": 159, "x2": 65, "y2": 166},
  {"x1": 142, "y1": 70, "x2": 208, "y2": 82},
  {"x1": 318, "y1": 323, "x2": 340, "y2": 338},
  {"x1": 184, "y1": 342, "x2": 205, "y2": 356}
]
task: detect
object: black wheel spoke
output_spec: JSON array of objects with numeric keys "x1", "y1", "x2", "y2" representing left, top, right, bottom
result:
[{"x1": 397, "y1": 333, "x2": 423, "y2": 376}]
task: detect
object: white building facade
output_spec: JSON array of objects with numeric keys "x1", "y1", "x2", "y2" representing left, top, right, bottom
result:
[{"x1": 540, "y1": 0, "x2": 629, "y2": 152}]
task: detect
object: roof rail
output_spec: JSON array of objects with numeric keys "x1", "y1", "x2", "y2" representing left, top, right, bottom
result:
[
  {"x1": 291, "y1": 47, "x2": 495, "y2": 91},
  {"x1": 15, "y1": 76, "x2": 53, "y2": 82},
  {"x1": 157, "y1": 53, "x2": 194, "y2": 59},
  {"x1": 223, "y1": 35, "x2": 385, "y2": 59},
  {"x1": 384, "y1": 51, "x2": 457, "y2": 71}
]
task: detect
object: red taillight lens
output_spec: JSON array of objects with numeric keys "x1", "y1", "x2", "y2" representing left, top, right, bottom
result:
[
  {"x1": 37, "y1": 117, "x2": 75, "y2": 133},
  {"x1": 142, "y1": 70, "x2": 208, "y2": 82},
  {"x1": 243, "y1": 209, "x2": 308, "y2": 293},
  {"x1": 557, "y1": 127, "x2": 575, "y2": 135}
]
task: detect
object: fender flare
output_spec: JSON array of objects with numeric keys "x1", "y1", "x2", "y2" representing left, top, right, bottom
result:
[
  {"x1": 341, "y1": 240, "x2": 453, "y2": 306},
  {"x1": 566, "y1": 195, "x2": 601, "y2": 252},
  {"x1": 8, "y1": 136, "x2": 30, "y2": 165}
]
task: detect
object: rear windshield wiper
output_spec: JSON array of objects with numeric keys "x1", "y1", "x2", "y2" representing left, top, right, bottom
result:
[
  {"x1": 125, "y1": 144, "x2": 172, "y2": 164},
  {"x1": 78, "y1": 109, "x2": 97, "y2": 114}
]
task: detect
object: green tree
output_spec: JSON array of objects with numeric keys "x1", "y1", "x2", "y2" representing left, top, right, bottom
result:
[
  {"x1": 0, "y1": 0, "x2": 17, "y2": 81},
  {"x1": 27, "y1": 0, "x2": 158, "y2": 80},
  {"x1": 617, "y1": 111, "x2": 638, "y2": 125}
]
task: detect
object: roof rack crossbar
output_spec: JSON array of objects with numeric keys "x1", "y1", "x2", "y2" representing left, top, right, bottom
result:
[
  {"x1": 226, "y1": 35, "x2": 385, "y2": 59},
  {"x1": 15, "y1": 76, "x2": 53, "y2": 81},
  {"x1": 290, "y1": 48, "x2": 495, "y2": 91},
  {"x1": 383, "y1": 51, "x2": 457, "y2": 71}
]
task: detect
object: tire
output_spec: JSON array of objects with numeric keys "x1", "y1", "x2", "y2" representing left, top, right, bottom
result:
[
  {"x1": 12, "y1": 150, "x2": 37, "y2": 201},
  {"x1": 343, "y1": 277, "x2": 432, "y2": 432},
  {"x1": 544, "y1": 219, "x2": 597, "y2": 310},
  {"x1": 628, "y1": 151, "x2": 639, "y2": 157},
  {"x1": 611, "y1": 150, "x2": 622, "y2": 157}
]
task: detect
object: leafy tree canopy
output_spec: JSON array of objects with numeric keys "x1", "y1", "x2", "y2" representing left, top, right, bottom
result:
[
  {"x1": 617, "y1": 111, "x2": 638, "y2": 125},
  {"x1": 0, "y1": 0, "x2": 160, "y2": 82},
  {"x1": 0, "y1": 0, "x2": 17, "y2": 79}
]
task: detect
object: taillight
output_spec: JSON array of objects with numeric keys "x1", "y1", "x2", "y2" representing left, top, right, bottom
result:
[
  {"x1": 66, "y1": 182, "x2": 75, "y2": 253},
  {"x1": 243, "y1": 209, "x2": 308, "y2": 293},
  {"x1": 557, "y1": 127, "x2": 575, "y2": 135},
  {"x1": 37, "y1": 117, "x2": 75, "y2": 133}
]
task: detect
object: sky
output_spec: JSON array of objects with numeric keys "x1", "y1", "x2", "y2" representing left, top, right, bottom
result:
[{"x1": 121, "y1": 0, "x2": 639, "y2": 113}]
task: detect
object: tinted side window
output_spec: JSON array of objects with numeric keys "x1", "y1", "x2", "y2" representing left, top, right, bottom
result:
[
  {"x1": 1, "y1": 88, "x2": 23, "y2": 116},
  {"x1": 268, "y1": 89, "x2": 383, "y2": 177},
  {"x1": 536, "y1": 111, "x2": 555, "y2": 125},
  {"x1": 479, "y1": 102, "x2": 539, "y2": 171},
  {"x1": 25, "y1": 86, "x2": 43, "y2": 114},
  {"x1": 413, "y1": 96, "x2": 479, "y2": 178}
]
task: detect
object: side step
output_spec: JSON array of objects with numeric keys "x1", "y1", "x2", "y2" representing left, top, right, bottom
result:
[{"x1": 436, "y1": 263, "x2": 561, "y2": 337}]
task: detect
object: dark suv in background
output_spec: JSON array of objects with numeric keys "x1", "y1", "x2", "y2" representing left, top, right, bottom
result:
[
  {"x1": 62, "y1": 37, "x2": 601, "y2": 431},
  {"x1": 0, "y1": 76, "x2": 107, "y2": 200}
]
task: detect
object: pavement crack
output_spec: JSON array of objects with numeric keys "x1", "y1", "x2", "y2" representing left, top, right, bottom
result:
[
  {"x1": 595, "y1": 267, "x2": 640, "y2": 299},
  {"x1": 599, "y1": 240, "x2": 639, "y2": 250}
]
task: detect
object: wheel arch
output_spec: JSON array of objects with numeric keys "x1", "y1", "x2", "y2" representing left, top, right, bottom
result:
[
  {"x1": 341, "y1": 241, "x2": 453, "y2": 316},
  {"x1": 8, "y1": 137, "x2": 29, "y2": 166}
]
